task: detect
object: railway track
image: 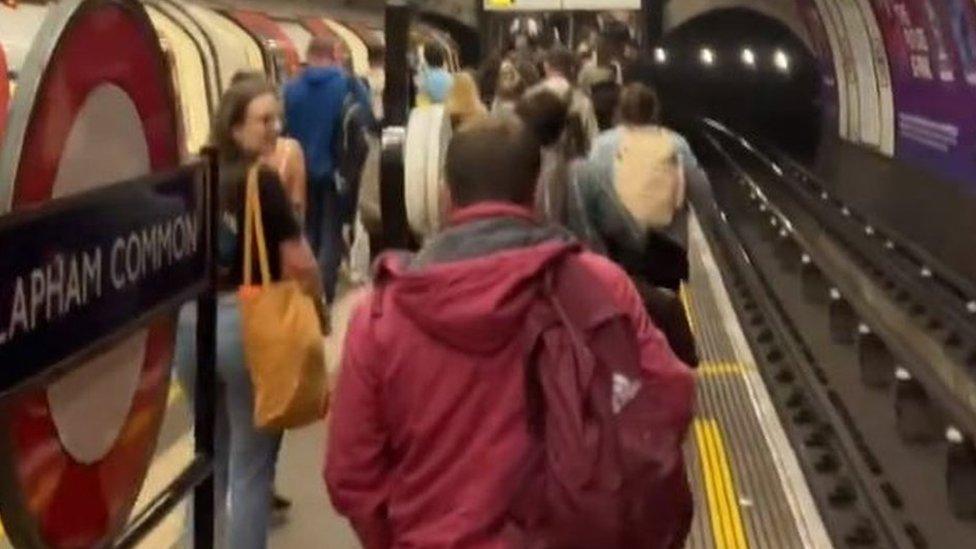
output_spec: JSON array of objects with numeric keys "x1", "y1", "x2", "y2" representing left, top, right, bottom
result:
[{"x1": 690, "y1": 121, "x2": 976, "y2": 548}]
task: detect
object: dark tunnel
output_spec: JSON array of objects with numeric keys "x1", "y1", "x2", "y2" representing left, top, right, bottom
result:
[{"x1": 655, "y1": 8, "x2": 822, "y2": 163}]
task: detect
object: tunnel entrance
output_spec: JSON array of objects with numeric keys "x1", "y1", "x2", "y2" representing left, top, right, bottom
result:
[{"x1": 656, "y1": 8, "x2": 822, "y2": 162}]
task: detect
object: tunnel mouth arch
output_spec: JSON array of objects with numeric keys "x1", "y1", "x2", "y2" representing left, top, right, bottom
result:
[{"x1": 656, "y1": 7, "x2": 823, "y2": 161}]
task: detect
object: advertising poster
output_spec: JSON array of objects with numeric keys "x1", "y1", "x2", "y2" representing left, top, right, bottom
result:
[{"x1": 870, "y1": 0, "x2": 976, "y2": 187}]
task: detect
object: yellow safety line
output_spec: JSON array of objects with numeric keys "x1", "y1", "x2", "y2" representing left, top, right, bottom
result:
[
  {"x1": 698, "y1": 419, "x2": 739, "y2": 549},
  {"x1": 695, "y1": 420, "x2": 729, "y2": 547},
  {"x1": 695, "y1": 419, "x2": 750, "y2": 548},
  {"x1": 708, "y1": 421, "x2": 739, "y2": 548},
  {"x1": 699, "y1": 361, "x2": 749, "y2": 378},
  {"x1": 717, "y1": 423, "x2": 750, "y2": 549},
  {"x1": 168, "y1": 383, "x2": 183, "y2": 406},
  {"x1": 680, "y1": 282, "x2": 697, "y2": 336},
  {"x1": 691, "y1": 422, "x2": 712, "y2": 539}
]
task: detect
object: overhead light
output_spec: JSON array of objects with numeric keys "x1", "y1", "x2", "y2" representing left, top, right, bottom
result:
[
  {"x1": 700, "y1": 47, "x2": 715, "y2": 66},
  {"x1": 741, "y1": 48, "x2": 755, "y2": 67},
  {"x1": 654, "y1": 47, "x2": 667, "y2": 64},
  {"x1": 774, "y1": 49, "x2": 790, "y2": 71}
]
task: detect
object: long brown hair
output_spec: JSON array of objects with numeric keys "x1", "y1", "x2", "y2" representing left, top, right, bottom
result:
[
  {"x1": 210, "y1": 76, "x2": 278, "y2": 216},
  {"x1": 210, "y1": 76, "x2": 278, "y2": 164},
  {"x1": 618, "y1": 83, "x2": 660, "y2": 126},
  {"x1": 446, "y1": 71, "x2": 488, "y2": 129}
]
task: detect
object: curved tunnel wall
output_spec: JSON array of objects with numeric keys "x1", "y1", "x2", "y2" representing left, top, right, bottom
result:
[
  {"x1": 659, "y1": 1, "x2": 976, "y2": 286},
  {"x1": 657, "y1": 9, "x2": 822, "y2": 162},
  {"x1": 789, "y1": 0, "x2": 976, "y2": 285},
  {"x1": 665, "y1": 0, "x2": 812, "y2": 48}
]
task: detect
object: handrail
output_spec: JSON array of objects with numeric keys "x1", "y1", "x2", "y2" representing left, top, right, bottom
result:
[
  {"x1": 701, "y1": 117, "x2": 976, "y2": 313},
  {"x1": 687, "y1": 135, "x2": 907, "y2": 548},
  {"x1": 700, "y1": 119, "x2": 976, "y2": 359},
  {"x1": 698, "y1": 123, "x2": 976, "y2": 439}
]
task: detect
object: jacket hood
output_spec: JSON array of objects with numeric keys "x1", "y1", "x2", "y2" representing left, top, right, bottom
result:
[
  {"x1": 303, "y1": 66, "x2": 345, "y2": 85},
  {"x1": 373, "y1": 203, "x2": 578, "y2": 354}
]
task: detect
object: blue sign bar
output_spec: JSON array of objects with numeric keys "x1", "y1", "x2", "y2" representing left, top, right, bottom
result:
[{"x1": 0, "y1": 164, "x2": 206, "y2": 394}]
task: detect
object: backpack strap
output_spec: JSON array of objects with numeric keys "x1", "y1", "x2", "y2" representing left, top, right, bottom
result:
[{"x1": 523, "y1": 253, "x2": 629, "y2": 436}]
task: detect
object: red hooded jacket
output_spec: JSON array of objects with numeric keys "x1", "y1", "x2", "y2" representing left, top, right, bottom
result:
[{"x1": 325, "y1": 203, "x2": 693, "y2": 548}]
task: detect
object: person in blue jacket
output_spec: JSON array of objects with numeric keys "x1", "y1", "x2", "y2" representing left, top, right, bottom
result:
[{"x1": 284, "y1": 36, "x2": 372, "y2": 302}]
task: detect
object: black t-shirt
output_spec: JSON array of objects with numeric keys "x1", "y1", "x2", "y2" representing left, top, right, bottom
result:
[{"x1": 218, "y1": 166, "x2": 301, "y2": 288}]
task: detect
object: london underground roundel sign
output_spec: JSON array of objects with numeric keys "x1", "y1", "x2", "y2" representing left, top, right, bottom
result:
[{"x1": 0, "y1": 0, "x2": 180, "y2": 547}]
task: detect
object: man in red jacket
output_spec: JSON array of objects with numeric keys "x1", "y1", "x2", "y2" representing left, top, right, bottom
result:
[{"x1": 325, "y1": 115, "x2": 693, "y2": 548}]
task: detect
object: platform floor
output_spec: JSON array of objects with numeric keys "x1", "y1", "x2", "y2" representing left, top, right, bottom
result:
[
  {"x1": 682, "y1": 213, "x2": 830, "y2": 548},
  {"x1": 0, "y1": 212, "x2": 832, "y2": 549}
]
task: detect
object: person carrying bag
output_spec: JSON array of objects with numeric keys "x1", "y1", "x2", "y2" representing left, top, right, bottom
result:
[{"x1": 239, "y1": 165, "x2": 329, "y2": 430}]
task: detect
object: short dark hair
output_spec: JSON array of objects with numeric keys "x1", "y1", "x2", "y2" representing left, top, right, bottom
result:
[
  {"x1": 446, "y1": 116, "x2": 541, "y2": 207},
  {"x1": 618, "y1": 83, "x2": 660, "y2": 126},
  {"x1": 544, "y1": 46, "x2": 577, "y2": 79},
  {"x1": 514, "y1": 57, "x2": 542, "y2": 88},
  {"x1": 516, "y1": 89, "x2": 569, "y2": 148},
  {"x1": 307, "y1": 36, "x2": 338, "y2": 62},
  {"x1": 424, "y1": 43, "x2": 445, "y2": 68}
]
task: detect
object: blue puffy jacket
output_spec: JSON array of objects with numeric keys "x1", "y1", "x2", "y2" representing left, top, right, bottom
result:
[{"x1": 284, "y1": 66, "x2": 372, "y2": 181}]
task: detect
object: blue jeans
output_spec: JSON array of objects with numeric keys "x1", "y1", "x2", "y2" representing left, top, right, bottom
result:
[
  {"x1": 175, "y1": 296, "x2": 281, "y2": 549},
  {"x1": 306, "y1": 175, "x2": 342, "y2": 302}
]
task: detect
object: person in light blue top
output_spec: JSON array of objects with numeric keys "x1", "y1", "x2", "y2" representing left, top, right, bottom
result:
[
  {"x1": 418, "y1": 44, "x2": 454, "y2": 104},
  {"x1": 570, "y1": 84, "x2": 706, "y2": 293},
  {"x1": 589, "y1": 126, "x2": 699, "y2": 181}
]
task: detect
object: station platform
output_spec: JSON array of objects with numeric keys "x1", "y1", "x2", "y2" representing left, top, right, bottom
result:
[
  {"x1": 3, "y1": 1, "x2": 975, "y2": 547},
  {"x1": 682, "y1": 213, "x2": 829, "y2": 549},
  {"x1": 73, "y1": 210, "x2": 831, "y2": 549}
]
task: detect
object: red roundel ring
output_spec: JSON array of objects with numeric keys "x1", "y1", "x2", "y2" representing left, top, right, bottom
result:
[
  {"x1": 231, "y1": 10, "x2": 301, "y2": 77},
  {"x1": 0, "y1": 0, "x2": 179, "y2": 547}
]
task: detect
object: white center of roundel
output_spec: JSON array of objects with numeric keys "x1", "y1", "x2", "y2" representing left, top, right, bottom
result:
[{"x1": 46, "y1": 83, "x2": 151, "y2": 465}]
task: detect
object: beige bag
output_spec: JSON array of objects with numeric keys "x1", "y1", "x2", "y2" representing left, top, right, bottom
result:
[
  {"x1": 239, "y1": 166, "x2": 328, "y2": 430},
  {"x1": 613, "y1": 127, "x2": 685, "y2": 231}
]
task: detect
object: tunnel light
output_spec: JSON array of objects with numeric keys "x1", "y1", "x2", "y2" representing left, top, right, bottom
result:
[
  {"x1": 947, "y1": 427, "x2": 964, "y2": 444},
  {"x1": 741, "y1": 48, "x2": 756, "y2": 67},
  {"x1": 700, "y1": 47, "x2": 715, "y2": 66},
  {"x1": 774, "y1": 49, "x2": 790, "y2": 72},
  {"x1": 654, "y1": 47, "x2": 667, "y2": 64}
]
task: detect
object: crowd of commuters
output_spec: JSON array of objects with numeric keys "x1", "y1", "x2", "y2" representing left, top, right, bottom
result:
[
  {"x1": 326, "y1": 21, "x2": 701, "y2": 549},
  {"x1": 176, "y1": 21, "x2": 704, "y2": 548}
]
